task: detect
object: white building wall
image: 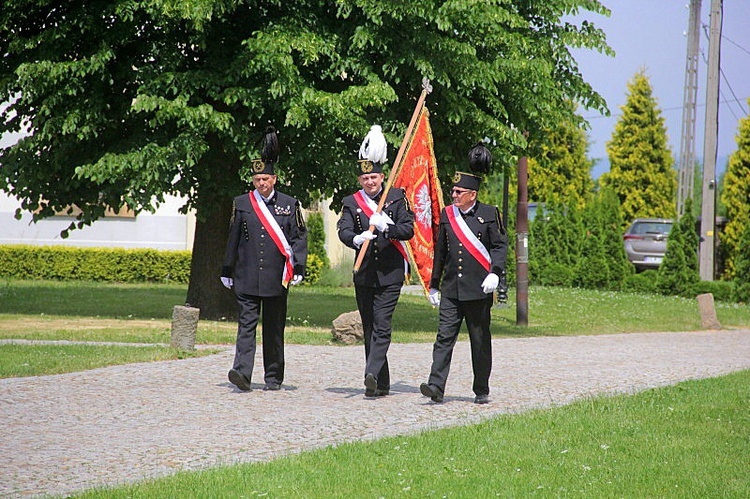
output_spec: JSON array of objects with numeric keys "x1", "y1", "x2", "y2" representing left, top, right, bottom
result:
[{"x1": 0, "y1": 192, "x2": 196, "y2": 251}]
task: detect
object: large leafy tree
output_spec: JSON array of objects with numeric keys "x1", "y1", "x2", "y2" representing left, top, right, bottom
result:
[
  {"x1": 719, "y1": 101, "x2": 750, "y2": 280},
  {"x1": 0, "y1": 0, "x2": 611, "y2": 318},
  {"x1": 600, "y1": 70, "x2": 676, "y2": 223}
]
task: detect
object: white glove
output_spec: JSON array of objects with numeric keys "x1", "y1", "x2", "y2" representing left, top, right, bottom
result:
[
  {"x1": 428, "y1": 288, "x2": 441, "y2": 306},
  {"x1": 353, "y1": 230, "x2": 376, "y2": 248},
  {"x1": 368, "y1": 212, "x2": 389, "y2": 232},
  {"x1": 291, "y1": 274, "x2": 303, "y2": 286},
  {"x1": 220, "y1": 276, "x2": 233, "y2": 289},
  {"x1": 481, "y1": 273, "x2": 499, "y2": 294}
]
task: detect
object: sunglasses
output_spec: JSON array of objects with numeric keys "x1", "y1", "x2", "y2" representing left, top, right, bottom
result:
[{"x1": 451, "y1": 188, "x2": 472, "y2": 196}]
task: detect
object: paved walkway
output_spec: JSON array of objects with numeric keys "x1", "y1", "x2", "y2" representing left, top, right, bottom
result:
[{"x1": 2, "y1": 329, "x2": 749, "y2": 497}]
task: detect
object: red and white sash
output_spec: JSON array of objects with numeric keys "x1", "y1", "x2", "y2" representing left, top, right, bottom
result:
[
  {"x1": 353, "y1": 190, "x2": 409, "y2": 271},
  {"x1": 249, "y1": 190, "x2": 294, "y2": 288},
  {"x1": 446, "y1": 204, "x2": 491, "y2": 272}
]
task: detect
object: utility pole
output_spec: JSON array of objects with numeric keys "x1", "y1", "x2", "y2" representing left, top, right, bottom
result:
[
  {"x1": 677, "y1": 0, "x2": 702, "y2": 217},
  {"x1": 699, "y1": 0, "x2": 722, "y2": 281},
  {"x1": 516, "y1": 153, "x2": 528, "y2": 327}
]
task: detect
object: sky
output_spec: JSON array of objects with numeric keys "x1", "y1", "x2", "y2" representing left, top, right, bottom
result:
[{"x1": 571, "y1": 0, "x2": 750, "y2": 179}]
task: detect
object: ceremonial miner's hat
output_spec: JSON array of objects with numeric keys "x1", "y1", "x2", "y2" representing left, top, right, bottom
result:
[
  {"x1": 452, "y1": 171, "x2": 482, "y2": 191},
  {"x1": 452, "y1": 141, "x2": 493, "y2": 191},
  {"x1": 251, "y1": 126, "x2": 279, "y2": 175},
  {"x1": 357, "y1": 125, "x2": 388, "y2": 175}
]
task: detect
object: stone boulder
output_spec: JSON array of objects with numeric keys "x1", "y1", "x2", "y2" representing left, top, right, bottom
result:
[{"x1": 331, "y1": 310, "x2": 364, "y2": 344}]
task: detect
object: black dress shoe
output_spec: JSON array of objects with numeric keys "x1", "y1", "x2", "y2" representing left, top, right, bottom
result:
[
  {"x1": 263, "y1": 382, "x2": 281, "y2": 391},
  {"x1": 365, "y1": 388, "x2": 390, "y2": 397},
  {"x1": 474, "y1": 394, "x2": 489, "y2": 404},
  {"x1": 364, "y1": 373, "x2": 377, "y2": 391},
  {"x1": 420, "y1": 383, "x2": 443, "y2": 403},
  {"x1": 228, "y1": 369, "x2": 252, "y2": 391}
]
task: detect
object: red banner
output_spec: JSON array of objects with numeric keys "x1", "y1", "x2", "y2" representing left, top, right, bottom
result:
[{"x1": 392, "y1": 106, "x2": 444, "y2": 297}]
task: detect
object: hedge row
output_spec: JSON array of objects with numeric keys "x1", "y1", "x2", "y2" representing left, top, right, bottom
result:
[
  {"x1": 0, "y1": 245, "x2": 324, "y2": 286},
  {"x1": 0, "y1": 245, "x2": 192, "y2": 283}
]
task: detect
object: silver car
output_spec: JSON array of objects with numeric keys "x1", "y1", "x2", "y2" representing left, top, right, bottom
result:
[{"x1": 623, "y1": 218, "x2": 674, "y2": 271}]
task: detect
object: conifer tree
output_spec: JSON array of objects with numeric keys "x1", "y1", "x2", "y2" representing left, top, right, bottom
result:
[
  {"x1": 719, "y1": 102, "x2": 750, "y2": 279},
  {"x1": 529, "y1": 202, "x2": 581, "y2": 286},
  {"x1": 600, "y1": 71, "x2": 677, "y2": 223},
  {"x1": 574, "y1": 189, "x2": 630, "y2": 289},
  {"x1": 733, "y1": 223, "x2": 750, "y2": 303},
  {"x1": 528, "y1": 102, "x2": 594, "y2": 209},
  {"x1": 597, "y1": 188, "x2": 633, "y2": 288},
  {"x1": 656, "y1": 198, "x2": 699, "y2": 296}
]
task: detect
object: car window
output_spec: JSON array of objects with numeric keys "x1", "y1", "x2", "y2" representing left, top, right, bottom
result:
[{"x1": 633, "y1": 222, "x2": 672, "y2": 235}]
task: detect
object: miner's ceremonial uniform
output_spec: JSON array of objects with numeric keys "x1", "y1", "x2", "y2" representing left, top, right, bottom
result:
[
  {"x1": 421, "y1": 143, "x2": 508, "y2": 404},
  {"x1": 221, "y1": 126, "x2": 307, "y2": 392},
  {"x1": 337, "y1": 125, "x2": 414, "y2": 397}
]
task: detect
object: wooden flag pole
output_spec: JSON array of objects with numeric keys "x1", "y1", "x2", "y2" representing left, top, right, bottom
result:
[{"x1": 353, "y1": 78, "x2": 433, "y2": 273}]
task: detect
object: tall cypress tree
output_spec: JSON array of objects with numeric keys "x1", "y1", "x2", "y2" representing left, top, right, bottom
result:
[
  {"x1": 733, "y1": 223, "x2": 750, "y2": 303},
  {"x1": 656, "y1": 198, "x2": 699, "y2": 296},
  {"x1": 528, "y1": 102, "x2": 595, "y2": 210},
  {"x1": 719, "y1": 101, "x2": 750, "y2": 279},
  {"x1": 600, "y1": 70, "x2": 677, "y2": 223}
]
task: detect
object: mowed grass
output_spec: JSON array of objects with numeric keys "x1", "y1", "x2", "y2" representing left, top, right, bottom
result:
[
  {"x1": 1, "y1": 279, "x2": 748, "y2": 341},
  {"x1": 76, "y1": 370, "x2": 750, "y2": 498},
  {"x1": 0, "y1": 343, "x2": 214, "y2": 378},
  {"x1": 0, "y1": 278, "x2": 748, "y2": 377}
]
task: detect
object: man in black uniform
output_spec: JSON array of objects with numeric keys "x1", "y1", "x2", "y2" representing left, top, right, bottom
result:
[
  {"x1": 337, "y1": 125, "x2": 415, "y2": 397},
  {"x1": 420, "y1": 143, "x2": 507, "y2": 404},
  {"x1": 221, "y1": 126, "x2": 307, "y2": 392}
]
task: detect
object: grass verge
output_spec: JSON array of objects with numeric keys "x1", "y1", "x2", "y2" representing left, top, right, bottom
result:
[
  {"x1": 0, "y1": 343, "x2": 218, "y2": 378},
  {"x1": 76, "y1": 370, "x2": 750, "y2": 498}
]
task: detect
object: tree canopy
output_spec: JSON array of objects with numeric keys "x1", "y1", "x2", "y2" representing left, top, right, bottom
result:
[
  {"x1": 600, "y1": 70, "x2": 676, "y2": 223},
  {"x1": 1, "y1": 0, "x2": 613, "y2": 317}
]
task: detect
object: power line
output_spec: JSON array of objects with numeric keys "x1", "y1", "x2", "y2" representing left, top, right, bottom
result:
[
  {"x1": 722, "y1": 34, "x2": 750, "y2": 57},
  {"x1": 582, "y1": 96, "x2": 749, "y2": 120}
]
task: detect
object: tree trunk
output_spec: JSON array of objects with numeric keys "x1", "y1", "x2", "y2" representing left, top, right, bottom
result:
[{"x1": 186, "y1": 200, "x2": 238, "y2": 321}]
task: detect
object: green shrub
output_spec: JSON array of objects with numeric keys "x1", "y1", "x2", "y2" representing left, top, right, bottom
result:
[
  {"x1": 537, "y1": 262, "x2": 574, "y2": 287},
  {"x1": 0, "y1": 245, "x2": 191, "y2": 283},
  {"x1": 622, "y1": 270, "x2": 658, "y2": 294},
  {"x1": 690, "y1": 280, "x2": 736, "y2": 302},
  {"x1": 306, "y1": 211, "x2": 330, "y2": 269},
  {"x1": 302, "y1": 253, "x2": 324, "y2": 285}
]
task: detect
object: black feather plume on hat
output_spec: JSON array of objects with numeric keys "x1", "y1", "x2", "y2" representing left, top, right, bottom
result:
[
  {"x1": 260, "y1": 126, "x2": 279, "y2": 163},
  {"x1": 468, "y1": 142, "x2": 492, "y2": 175}
]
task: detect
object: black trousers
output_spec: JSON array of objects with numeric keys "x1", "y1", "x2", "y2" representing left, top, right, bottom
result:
[
  {"x1": 427, "y1": 295, "x2": 493, "y2": 396},
  {"x1": 355, "y1": 283, "x2": 402, "y2": 390},
  {"x1": 232, "y1": 291, "x2": 288, "y2": 385}
]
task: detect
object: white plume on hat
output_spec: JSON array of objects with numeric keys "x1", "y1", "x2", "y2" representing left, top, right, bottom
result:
[{"x1": 358, "y1": 125, "x2": 388, "y2": 164}]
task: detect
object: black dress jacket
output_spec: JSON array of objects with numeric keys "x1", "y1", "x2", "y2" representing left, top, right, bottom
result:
[
  {"x1": 337, "y1": 187, "x2": 414, "y2": 288},
  {"x1": 430, "y1": 201, "x2": 507, "y2": 301},
  {"x1": 222, "y1": 190, "x2": 307, "y2": 297}
]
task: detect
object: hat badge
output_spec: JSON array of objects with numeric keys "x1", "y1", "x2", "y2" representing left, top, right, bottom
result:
[
  {"x1": 251, "y1": 159, "x2": 265, "y2": 174},
  {"x1": 452, "y1": 172, "x2": 461, "y2": 183},
  {"x1": 360, "y1": 160, "x2": 374, "y2": 174}
]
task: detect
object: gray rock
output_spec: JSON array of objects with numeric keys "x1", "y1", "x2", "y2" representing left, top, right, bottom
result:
[{"x1": 331, "y1": 310, "x2": 363, "y2": 344}]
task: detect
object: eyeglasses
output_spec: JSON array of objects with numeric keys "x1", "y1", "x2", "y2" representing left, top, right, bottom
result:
[{"x1": 451, "y1": 188, "x2": 471, "y2": 196}]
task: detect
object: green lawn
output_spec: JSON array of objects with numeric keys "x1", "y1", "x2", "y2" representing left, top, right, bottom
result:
[
  {"x1": 75, "y1": 370, "x2": 750, "y2": 498},
  {"x1": 3, "y1": 279, "x2": 747, "y2": 497},
  {"x1": 0, "y1": 279, "x2": 748, "y2": 378}
]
